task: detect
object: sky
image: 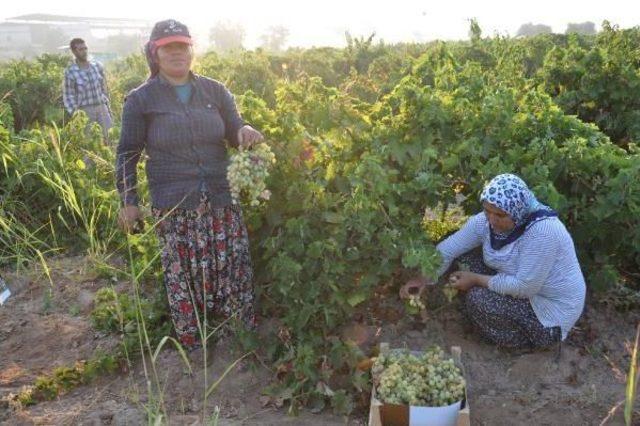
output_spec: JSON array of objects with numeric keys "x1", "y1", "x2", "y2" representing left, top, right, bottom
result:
[{"x1": 1, "y1": 0, "x2": 638, "y2": 48}]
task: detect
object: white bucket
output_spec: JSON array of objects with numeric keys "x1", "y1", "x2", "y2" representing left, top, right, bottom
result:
[
  {"x1": 0, "y1": 277, "x2": 10, "y2": 305},
  {"x1": 408, "y1": 400, "x2": 463, "y2": 426}
]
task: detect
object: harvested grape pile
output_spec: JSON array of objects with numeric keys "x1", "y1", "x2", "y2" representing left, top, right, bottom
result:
[{"x1": 372, "y1": 347, "x2": 466, "y2": 407}]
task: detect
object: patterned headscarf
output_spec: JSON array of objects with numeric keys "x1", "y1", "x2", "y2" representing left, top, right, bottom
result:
[{"x1": 480, "y1": 173, "x2": 557, "y2": 249}]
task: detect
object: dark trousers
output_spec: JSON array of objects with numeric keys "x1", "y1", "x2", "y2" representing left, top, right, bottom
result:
[{"x1": 455, "y1": 248, "x2": 561, "y2": 350}]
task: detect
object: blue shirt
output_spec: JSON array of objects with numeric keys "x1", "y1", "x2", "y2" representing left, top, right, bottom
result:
[
  {"x1": 116, "y1": 73, "x2": 245, "y2": 209},
  {"x1": 174, "y1": 83, "x2": 192, "y2": 104}
]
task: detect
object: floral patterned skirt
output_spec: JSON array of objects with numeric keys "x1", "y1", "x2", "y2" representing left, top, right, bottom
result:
[{"x1": 153, "y1": 193, "x2": 255, "y2": 349}]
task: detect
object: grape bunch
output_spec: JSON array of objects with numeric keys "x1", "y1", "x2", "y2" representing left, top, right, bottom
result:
[
  {"x1": 443, "y1": 260, "x2": 468, "y2": 302},
  {"x1": 442, "y1": 285, "x2": 458, "y2": 303},
  {"x1": 406, "y1": 294, "x2": 426, "y2": 313},
  {"x1": 372, "y1": 346, "x2": 465, "y2": 407},
  {"x1": 227, "y1": 143, "x2": 276, "y2": 207}
]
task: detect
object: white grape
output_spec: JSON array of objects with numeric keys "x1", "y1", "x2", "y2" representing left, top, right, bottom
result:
[
  {"x1": 227, "y1": 143, "x2": 276, "y2": 207},
  {"x1": 373, "y1": 346, "x2": 465, "y2": 407}
]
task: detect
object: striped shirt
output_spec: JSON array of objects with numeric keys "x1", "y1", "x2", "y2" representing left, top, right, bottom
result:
[
  {"x1": 63, "y1": 61, "x2": 109, "y2": 114},
  {"x1": 437, "y1": 213, "x2": 586, "y2": 340}
]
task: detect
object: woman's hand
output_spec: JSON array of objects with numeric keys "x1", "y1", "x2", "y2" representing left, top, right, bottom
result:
[
  {"x1": 448, "y1": 271, "x2": 477, "y2": 292},
  {"x1": 399, "y1": 276, "x2": 433, "y2": 299},
  {"x1": 118, "y1": 205, "x2": 143, "y2": 234},
  {"x1": 449, "y1": 271, "x2": 491, "y2": 291},
  {"x1": 237, "y1": 125, "x2": 264, "y2": 150}
]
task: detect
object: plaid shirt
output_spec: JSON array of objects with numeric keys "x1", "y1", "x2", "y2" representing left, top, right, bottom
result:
[
  {"x1": 116, "y1": 74, "x2": 245, "y2": 209},
  {"x1": 63, "y1": 61, "x2": 109, "y2": 114}
]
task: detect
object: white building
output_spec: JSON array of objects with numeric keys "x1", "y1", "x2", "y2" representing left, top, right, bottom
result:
[
  {"x1": 0, "y1": 14, "x2": 151, "y2": 61},
  {"x1": 0, "y1": 23, "x2": 33, "y2": 58}
]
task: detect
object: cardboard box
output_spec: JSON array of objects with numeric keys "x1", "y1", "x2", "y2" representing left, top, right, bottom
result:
[{"x1": 368, "y1": 344, "x2": 470, "y2": 426}]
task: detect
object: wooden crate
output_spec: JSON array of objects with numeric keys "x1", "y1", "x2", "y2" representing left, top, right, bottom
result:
[{"x1": 368, "y1": 344, "x2": 471, "y2": 426}]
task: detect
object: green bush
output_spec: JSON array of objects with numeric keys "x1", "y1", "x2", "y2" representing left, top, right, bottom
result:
[
  {"x1": 0, "y1": 55, "x2": 66, "y2": 131},
  {"x1": 540, "y1": 24, "x2": 640, "y2": 146}
]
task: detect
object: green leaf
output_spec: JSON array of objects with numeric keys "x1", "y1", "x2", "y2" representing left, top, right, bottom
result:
[
  {"x1": 322, "y1": 212, "x2": 344, "y2": 224},
  {"x1": 296, "y1": 305, "x2": 315, "y2": 329},
  {"x1": 346, "y1": 291, "x2": 367, "y2": 307}
]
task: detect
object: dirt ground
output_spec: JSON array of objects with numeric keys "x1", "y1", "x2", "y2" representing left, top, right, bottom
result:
[{"x1": 0, "y1": 255, "x2": 638, "y2": 425}]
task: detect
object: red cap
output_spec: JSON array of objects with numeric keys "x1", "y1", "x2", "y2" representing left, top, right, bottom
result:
[{"x1": 154, "y1": 34, "x2": 193, "y2": 47}]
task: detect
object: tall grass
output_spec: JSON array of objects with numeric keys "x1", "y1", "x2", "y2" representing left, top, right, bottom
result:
[
  {"x1": 0, "y1": 114, "x2": 120, "y2": 260},
  {"x1": 0, "y1": 205, "x2": 56, "y2": 292},
  {"x1": 600, "y1": 322, "x2": 640, "y2": 425},
  {"x1": 32, "y1": 123, "x2": 121, "y2": 258},
  {"x1": 625, "y1": 323, "x2": 640, "y2": 425}
]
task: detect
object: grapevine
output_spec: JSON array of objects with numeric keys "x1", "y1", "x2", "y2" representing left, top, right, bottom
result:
[{"x1": 227, "y1": 143, "x2": 276, "y2": 207}]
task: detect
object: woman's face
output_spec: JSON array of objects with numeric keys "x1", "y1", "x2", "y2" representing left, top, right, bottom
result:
[
  {"x1": 483, "y1": 201, "x2": 516, "y2": 233},
  {"x1": 156, "y1": 42, "x2": 192, "y2": 78}
]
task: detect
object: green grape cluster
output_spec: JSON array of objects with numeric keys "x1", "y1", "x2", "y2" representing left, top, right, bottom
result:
[
  {"x1": 407, "y1": 294, "x2": 426, "y2": 311},
  {"x1": 372, "y1": 347, "x2": 465, "y2": 407},
  {"x1": 227, "y1": 143, "x2": 276, "y2": 207},
  {"x1": 422, "y1": 204, "x2": 466, "y2": 242},
  {"x1": 442, "y1": 285, "x2": 458, "y2": 303}
]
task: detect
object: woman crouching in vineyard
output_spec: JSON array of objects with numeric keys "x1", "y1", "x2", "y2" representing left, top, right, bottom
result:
[
  {"x1": 401, "y1": 174, "x2": 586, "y2": 351},
  {"x1": 115, "y1": 20, "x2": 263, "y2": 350}
]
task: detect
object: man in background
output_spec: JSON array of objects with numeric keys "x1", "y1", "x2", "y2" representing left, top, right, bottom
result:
[{"x1": 63, "y1": 38, "x2": 112, "y2": 144}]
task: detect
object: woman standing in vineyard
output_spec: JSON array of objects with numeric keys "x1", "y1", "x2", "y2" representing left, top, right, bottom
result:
[
  {"x1": 401, "y1": 174, "x2": 586, "y2": 350},
  {"x1": 115, "y1": 19, "x2": 263, "y2": 350}
]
